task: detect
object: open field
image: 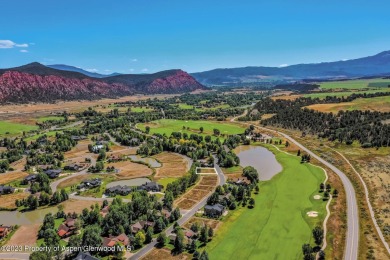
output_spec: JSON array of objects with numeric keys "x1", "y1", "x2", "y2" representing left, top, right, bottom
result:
[
  {"x1": 175, "y1": 175, "x2": 217, "y2": 210},
  {"x1": 153, "y1": 152, "x2": 188, "y2": 179},
  {"x1": 109, "y1": 160, "x2": 153, "y2": 179},
  {"x1": 5, "y1": 224, "x2": 40, "y2": 247},
  {"x1": 138, "y1": 119, "x2": 245, "y2": 138},
  {"x1": 64, "y1": 140, "x2": 92, "y2": 160},
  {"x1": 0, "y1": 121, "x2": 38, "y2": 135},
  {"x1": 319, "y1": 78, "x2": 390, "y2": 90},
  {"x1": 306, "y1": 96, "x2": 390, "y2": 113},
  {"x1": 142, "y1": 248, "x2": 191, "y2": 260},
  {"x1": 207, "y1": 145, "x2": 326, "y2": 260},
  {"x1": 303, "y1": 88, "x2": 390, "y2": 99},
  {"x1": 0, "y1": 171, "x2": 28, "y2": 185},
  {"x1": 0, "y1": 94, "x2": 178, "y2": 121},
  {"x1": 0, "y1": 192, "x2": 29, "y2": 209},
  {"x1": 61, "y1": 199, "x2": 102, "y2": 214}
]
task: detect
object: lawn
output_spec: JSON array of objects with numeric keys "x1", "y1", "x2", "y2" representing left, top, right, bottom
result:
[
  {"x1": 157, "y1": 177, "x2": 178, "y2": 190},
  {"x1": 36, "y1": 116, "x2": 64, "y2": 123},
  {"x1": 319, "y1": 78, "x2": 390, "y2": 90},
  {"x1": 138, "y1": 119, "x2": 245, "y2": 138},
  {"x1": 207, "y1": 145, "x2": 326, "y2": 260},
  {"x1": 306, "y1": 95, "x2": 390, "y2": 113},
  {"x1": 24, "y1": 131, "x2": 59, "y2": 142},
  {"x1": 0, "y1": 121, "x2": 38, "y2": 135}
]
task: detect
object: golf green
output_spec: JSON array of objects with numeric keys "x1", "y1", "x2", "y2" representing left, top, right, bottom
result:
[{"x1": 207, "y1": 145, "x2": 326, "y2": 259}]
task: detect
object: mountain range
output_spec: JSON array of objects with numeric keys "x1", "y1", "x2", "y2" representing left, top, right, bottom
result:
[
  {"x1": 191, "y1": 50, "x2": 390, "y2": 86},
  {"x1": 0, "y1": 63, "x2": 205, "y2": 104},
  {"x1": 47, "y1": 64, "x2": 121, "y2": 78}
]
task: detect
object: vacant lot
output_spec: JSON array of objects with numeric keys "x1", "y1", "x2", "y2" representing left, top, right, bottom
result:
[
  {"x1": 61, "y1": 199, "x2": 102, "y2": 214},
  {"x1": 207, "y1": 145, "x2": 326, "y2": 260},
  {"x1": 64, "y1": 140, "x2": 92, "y2": 160},
  {"x1": 0, "y1": 192, "x2": 29, "y2": 209},
  {"x1": 138, "y1": 119, "x2": 245, "y2": 138},
  {"x1": 175, "y1": 175, "x2": 218, "y2": 210},
  {"x1": 5, "y1": 224, "x2": 40, "y2": 247},
  {"x1": 109, "y1": 160, "x2": 153, "y2": 179},
  {"x1": 0, "y1": 171, "x2": 28, "y2": 185},
  {"x1": 306, "y1": 96, "x2": 390, "y2": 113},
  {"x1": 0, "y1": 121, "x2": 38, "y2": 135},
  {"x1": 142, "y1": 248, "x2": 191, "y2": 260},
  {"x1": 153, "y1": 152, "x2": 189, "y2": 179}
]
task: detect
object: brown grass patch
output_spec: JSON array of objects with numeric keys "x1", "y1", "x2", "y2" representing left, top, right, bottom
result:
[
  {"x1": 141, "y1": 248, "x2": 191, "y2": 260},
  {"x1": 10, "y1": 158, "x2": 27, "y2": 171},
  {"x1": 0, "y1": 192, "x2": 29, "y2": 209},
  {"x1": 153, "y1": 152, "x2": 188, "y2": 179},
  {"x1": 64, "y1": 140, "x2": 92, "y2": 160},
  {"x1": 61, "y1": 199, "x2": 102, "y2": 214},
  {"x1": 199, "y1": 176, "x2": 218, "y2": 186},
  {"x1": 109, "y1": 160, "x2": 152, "y2": 179},
  {"x1": 5, "y1": 224, "x2": 40, "y2": 247},
  {"x1": 0, "y1": 171, "x2": 28, "y2": 185},
  {"x1": 271, "y1": 94, "x2": 301, "y2": 100},
  {"x1": 57, "y1": 174, "x2": 94, "y2": 189}
]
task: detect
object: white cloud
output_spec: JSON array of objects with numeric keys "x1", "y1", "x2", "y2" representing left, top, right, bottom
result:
[
  {"x1": 128, "y1": 69, "x2": 135, "y2": 72},
  {"x1": 278, "y1": 64, "x2": 288, "y2": 68},
  {"x1": 0, "y1": 40, "x2": 29, "y2": 49},
  {"x1": 20, "y1": 50, "x2": 28, "y2": 53},
  {"x1": 86, "y1": 68, "x2": 98, "y2": 72},
  {"x1": 131, "y1": 58, "x2": 138, "y2": 62},
  {"x1": 141, "y1": 68, "x2": 148, "y2": 72}
]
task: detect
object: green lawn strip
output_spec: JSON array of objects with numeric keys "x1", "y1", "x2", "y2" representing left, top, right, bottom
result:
[
  {"x1": 36, "y1": 116, "x2": 64, "y2": 123},
  {"x1": 319, "y1": 78, "x2": 390, "y2": 90},
  {"x1": 0, "y1": 121, "x2": 38, "y2": 135},
  {"x1": 303, "y1": 88, "x2": 390, "y2": 99},
  {"x1": 207, "y1": 145, "x2": 326, "y2": 260},
  {"x1": 157, "y1": 177, "x2": 177, "y2": 190},
  {"x1": 138, "y1": 119, "x2": 245, "y2": 140}
]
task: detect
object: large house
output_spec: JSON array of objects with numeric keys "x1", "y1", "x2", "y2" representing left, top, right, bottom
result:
[
  {"x1": 0, "y1": 225, "x2": 11, "y2": 238},
  {"x1": 0, "y1": 185, "x2": 15, "y2": 195},
  {"x1": 131, "y1": 221, "x2": 154, "y2": 234},
  {"x1": 64, "y1": 163, "x2": 80, "y2": 171},
  {"x1": 23, "y1": 174, "x2": 37, "y2": 184},
  {"x1": 102, "y1": 233, "x2": 129, "y2": 247},
  {"x1": 204, "y1": 204, "x2": 225, "y2": 218},
  {"x1": 105, "y1": 185, "x2": 132, "y2": 196},
  {"x1": 71, "y1": 135, "x2": 87, "y2": 141},
  {"x1": 92, "y1": 144, "x2": 104, "y2": 152},
  {"x1": 44, "y1": 169, "x2": 62, "y2": 179},
  {"x1": 230, "y1": 177, "x2": 251, "y2": 186},
  {"x1": 74, "y1": 251, "x2": 99, "y2": 260},
  {"x1": 138, "y1": 182, "x2": 163, "y2": 192},
  {"x1": 57, "y1": 218, "x2": 77, "y2": 238},
  {"x1": 78, "y1": 178, "x2": 102, "y2": 189}
]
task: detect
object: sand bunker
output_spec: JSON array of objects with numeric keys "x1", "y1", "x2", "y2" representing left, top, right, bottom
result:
[
  {"x1": 307, "y1": 211, "x2": 318, "y2": 217},
  {"x1": 313, "y1": 195, "x2": 321, "y2": 200}
]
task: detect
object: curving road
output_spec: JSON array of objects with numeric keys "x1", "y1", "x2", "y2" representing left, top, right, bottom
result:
[
  {"x1": 129, "y1": 157, "x2": 226, "y2": 260},
  {"x1": 256, "y1": 126, "x2": 359, "y2": 260}
]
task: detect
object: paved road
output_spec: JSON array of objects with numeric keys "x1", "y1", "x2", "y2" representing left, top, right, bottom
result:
[
  {"x1": 129, "y1": 158, "x2": 226, "y2": 260},
  {"x1": 256, "y1": 126, "x2": 359, "y2": 260}
]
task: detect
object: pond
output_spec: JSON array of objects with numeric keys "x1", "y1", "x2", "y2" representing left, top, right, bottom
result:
[
  {"x1": 106, "y1": 178, "x2": 150, "y2": 188},
  {"x1": 129, "y1": 155, "x2": 161, "y2": 168},
  {"x1": 0, "y1": 207, "x2": 57, "y2": 226},
  {"x1": 234, "y1": 145, "x2": 282, "y2": 181}
]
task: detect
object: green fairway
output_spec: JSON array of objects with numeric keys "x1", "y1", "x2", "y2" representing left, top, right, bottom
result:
[
  {"x1": 129, "y1": 106, "x2": 153, "y2": 112},
  {"x1": 207, "y1": 145, "x2": 326, "y2": 260},
  {"x1": 138, "y1": 119, "x2": 245, "y2": 137},
  {"x1": 319, "y1": 78, "x2": 390, "y2": 90},
  {"x1": 0, "y1": 121, "x2": 38, "y2": 135},
  {"x1": 36, "y1": 116, "x2": 63, "y2": 122}
]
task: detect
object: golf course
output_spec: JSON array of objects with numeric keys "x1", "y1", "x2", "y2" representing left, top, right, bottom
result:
[{"x1": 207, "y1": 145, "x2": 327, "y2": 260}]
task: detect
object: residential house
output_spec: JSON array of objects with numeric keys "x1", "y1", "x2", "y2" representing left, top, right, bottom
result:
[
  {"x1": 71, "y1": 135, "x2": 87, "y2": 141},
  {"x1": 44, "y1": 169, "x2": 62, "y2": 179},
  {"x1": 102, "y1": 233, "x2": 129, "y2": 248},
  {"x1": 92, "y1": 144, "x2": 104, "y2": 152},
  {"x1": 105, "y1": 185, "x2": 131, "y2": 196},
  {"x1": 23, "y1": 174, "x2": 37, "y2": 184},
  {"x1": 184, "y1": 229, "x2": 196, "y2": 240},
  {"x1": 57, "y1": 218, "x2": 77, "y2": 238},
  {"x1": 230, "y1": 177, "x2": 251, "y2": 186},
  {"x1": 64, "y1": 164, "x2": 80, "y2": 171},
  {"x1": 138, "y1": 182, "x2": 162, "y2": 192},
  {"x1": 131, "y1": 221, "x2": 154, "y2": 234},
  {"x1": 168, "y1": 233, "x2": 177, "y2": 243},
  {"x1": 0, "y1": 185, "x2": 15, "y2": 195},
  {"x1": 100, "y1": 205, "x2": 109, "y2": 217},
  {"x1": 0, "y1": 225, "x2": 11, "y2": 238},
  {"x1": 78, "y1": 178, "x2": 102, "y2": 190},
  {"x1": 74, "y1": 251, "x2": 99, "y2": 260},
  {"x1": 204, "y1": 204, "x2": 225, "y2": 218}
]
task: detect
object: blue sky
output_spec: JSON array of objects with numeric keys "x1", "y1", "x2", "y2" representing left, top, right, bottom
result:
[{"x1": 1, "y1": 0, "x2": 390, "y2": 73}]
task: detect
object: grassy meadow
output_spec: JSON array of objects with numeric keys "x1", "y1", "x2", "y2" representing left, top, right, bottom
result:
[
  {"x1": 319, "y1": 78, "x2": 390, "y2": 90},
  {"x1": 138, "y1": 119, "x2": 245, "y2": 137},
  {"x1": 0, "y1": 121, "x2": 38, "y2": 135},
  {"x1": 207, "y1": 145, "x2": 326, "y2": 260}
]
